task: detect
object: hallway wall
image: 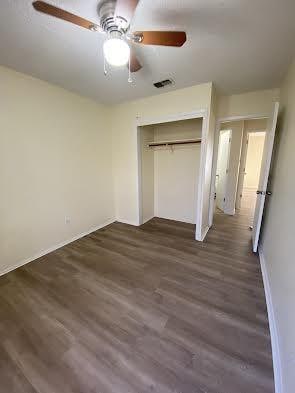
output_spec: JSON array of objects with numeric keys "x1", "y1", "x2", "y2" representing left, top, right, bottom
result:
[{"x1": 260, "y1": 58, "x2": 295, "y2": 393}]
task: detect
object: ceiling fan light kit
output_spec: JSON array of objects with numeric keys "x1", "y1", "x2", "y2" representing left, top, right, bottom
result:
[
  {"x1": 32, "y1": 0, "x2": 187, "y2": 83},
  {"x1": 103, "y1": 34, "x2": 130, "y2": 67}
]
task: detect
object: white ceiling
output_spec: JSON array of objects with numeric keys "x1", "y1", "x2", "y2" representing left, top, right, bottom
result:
[{"x1": 1, "y1": 0, "x2": 295, "y2": 104}]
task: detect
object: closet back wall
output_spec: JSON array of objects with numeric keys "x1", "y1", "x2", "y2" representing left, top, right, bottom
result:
[{"x1": 154, "y1": 119, "x2": 202, "y2": 224}]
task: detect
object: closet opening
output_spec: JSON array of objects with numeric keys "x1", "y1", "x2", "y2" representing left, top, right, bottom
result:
[{"x1": 136, "y1": 112, "x2": 208, "y2": 241}]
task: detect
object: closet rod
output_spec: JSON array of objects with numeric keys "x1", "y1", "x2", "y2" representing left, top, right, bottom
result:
[{"x1": 147, "y1": 138, "x2": 201, "y2": 148}]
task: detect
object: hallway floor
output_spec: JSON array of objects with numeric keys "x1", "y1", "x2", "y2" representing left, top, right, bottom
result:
[
  {"x1": 0, "y1": 212, "x2": 274, "y2": 393},
  {"x1": 238, "y1": 187, "x2": 258, "y2": 226}
]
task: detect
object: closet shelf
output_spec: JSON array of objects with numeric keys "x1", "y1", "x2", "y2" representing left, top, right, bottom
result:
[{"x1": 147, "y1": 138, "x2": 202, "y2": 148}]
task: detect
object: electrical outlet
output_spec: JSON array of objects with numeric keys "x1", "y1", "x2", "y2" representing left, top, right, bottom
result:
[{"x1": 65, "y1": 217, "x2": 71, "y2": 225}]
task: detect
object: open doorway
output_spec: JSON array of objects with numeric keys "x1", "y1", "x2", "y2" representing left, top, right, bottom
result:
[
  {"x1": 211, "y1": 118, "x2": 268, "y2": 225},
  {"x1": 210, "y1": 103, "x2": 279, "y2": 252}
]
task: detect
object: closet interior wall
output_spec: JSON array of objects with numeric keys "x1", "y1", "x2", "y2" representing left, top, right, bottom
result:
[{"x1": 140, "y1": 119, "x2": 203, "y2": 225}]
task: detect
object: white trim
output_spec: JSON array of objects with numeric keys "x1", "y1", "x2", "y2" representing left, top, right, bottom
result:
[
  {"x1": 116, "y1": 218, "x2": 139, "y2": 226},
  {"x1": 218, "y1": 114, "x2": 269, "y2": 124},
  {"x1": 141, "y1": 215, "x2": 154, "y2": 224},
  {"x1": 200, "y1": 225, "x2": 210, "y2": 241},
  {"x1": 258, "y1": 246, "x2": 283, "y2": 393},
  {"x1": 195, "y1": 112, "x2": 209, "y2": 241},
  {"x1": 0, "y1": 219, "x2": 115, "y2": 277},
  {"x1": 136, "y1": 124, "x2": 143, "y2": 226},
  {"x1": 135, "y1": 109, "x2": 209, "y2": 241}
]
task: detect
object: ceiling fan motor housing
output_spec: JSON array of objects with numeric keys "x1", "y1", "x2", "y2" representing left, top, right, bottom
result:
[{"x1": 98, "y1": 0, "x2": 128, "y2": 36}]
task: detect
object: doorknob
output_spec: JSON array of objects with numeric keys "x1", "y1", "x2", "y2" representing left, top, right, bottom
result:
[{"x1": 256, "y1": 190, "x2": 272, "y2": 196}]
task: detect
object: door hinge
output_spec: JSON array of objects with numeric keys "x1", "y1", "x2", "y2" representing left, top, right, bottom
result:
[
  {"x1": 223, "y1": 197, "x2": 226, "y2": 202},
  {"x1": 256, "y1": 190, "x2": 272, "y2": 196}
]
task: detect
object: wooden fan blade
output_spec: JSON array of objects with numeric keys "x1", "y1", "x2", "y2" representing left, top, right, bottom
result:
[
  {"x1": 133, "y1": 31, "x2": 186, "y2": 47},
  {"x1": 115, "y1": 0, "x2": 139, "y2": 25},
  {"x1": 129, "y1": 49, "x2": 142, "y2": 72},
  {"x1": 32, "y1": 1, "x2": 100, "y2": 31}
]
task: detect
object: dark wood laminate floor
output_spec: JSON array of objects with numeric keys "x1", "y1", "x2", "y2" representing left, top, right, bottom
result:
[{"x1": 0, "y1": 211, "x2": 274, "y2": 393}]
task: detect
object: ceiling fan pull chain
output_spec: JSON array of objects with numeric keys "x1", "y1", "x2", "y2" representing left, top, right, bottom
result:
[{"x1": 104, "y1": 53, "x2": 108, "y2": 76}]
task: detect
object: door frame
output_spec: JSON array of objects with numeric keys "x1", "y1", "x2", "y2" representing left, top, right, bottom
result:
[
  {"x1": 215, "y1": 129, "x2": 232, "y2": 212},
  {"x1": 209, "y1": 113, "x2": 269, "y2": 227},
  {"x1": 135, "y1": 109, "x2": 208, "y2": 241}
]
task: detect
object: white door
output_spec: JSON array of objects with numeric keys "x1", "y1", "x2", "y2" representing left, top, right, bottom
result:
[
  {"x1": 216, "y1": 130, "x2": 231, "y2": 211},
  {"x1": 236, "y1": 132, "x2": 249, "y2": 210},
  {"x1": 252, "y1": 102, "x2": 279, "y2": 252}
]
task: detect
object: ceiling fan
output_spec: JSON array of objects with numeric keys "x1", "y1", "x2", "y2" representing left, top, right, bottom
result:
[{"x1": 32, "y1": 0, "x2": 187, "y2": 81}]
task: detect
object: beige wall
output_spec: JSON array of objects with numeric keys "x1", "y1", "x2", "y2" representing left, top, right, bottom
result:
[
  {"x1": 244, "y1": 118, "x2": 268, "y2": 132},
  {"x1": 0, "y1": 66, "x2": 114, "y2": 274},
  {"x1": 244, "y1": 133, "x2": 265, "y2": 189},
  {"x1": 153, "y1": 118, "x2": 202, "y2": 141},
  {"x1": 260, "y1": 59, "x2": 295, "y2": 393},
  {"x1": 217, "y1": 88, "x2": 280, "y2": 119},
  {"x1": 110, "y1": 83, "x2": 213, "y2": 226}
]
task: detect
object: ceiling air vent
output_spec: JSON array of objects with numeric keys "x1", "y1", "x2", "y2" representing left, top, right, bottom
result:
[{"x1": 153, "y1": 79, "x2": 174, "y2": 88}]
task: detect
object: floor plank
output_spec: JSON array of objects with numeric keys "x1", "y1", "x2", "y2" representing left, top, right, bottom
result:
[{"x1": 0, "y1": 210, "x2": 274, "y2": 393}]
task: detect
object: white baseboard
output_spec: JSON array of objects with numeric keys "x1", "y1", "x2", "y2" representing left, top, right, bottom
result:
[
  {"x1": 258, "y1": 246, "x2": 283, "y2": 393},
  {"x1": 224, "y1": 208, "x2": 236, "y2": 216},
  {"x1": 116, "y1": 219, "x2": 140, "y2": 226},
  {"x1": 201, "y1": 225, "x2": 210, "y2": 241},
  {"x1": 141, "y1": 215, "x2": 154, "y2": 225},
  {"x1": 0, "y1": 218, "x2": 115, "y2": 277}
]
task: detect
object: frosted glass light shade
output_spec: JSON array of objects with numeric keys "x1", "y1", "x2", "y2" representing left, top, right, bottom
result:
[{"x1": 103, "y1": 38, "x2": 130, "y2": 67}]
